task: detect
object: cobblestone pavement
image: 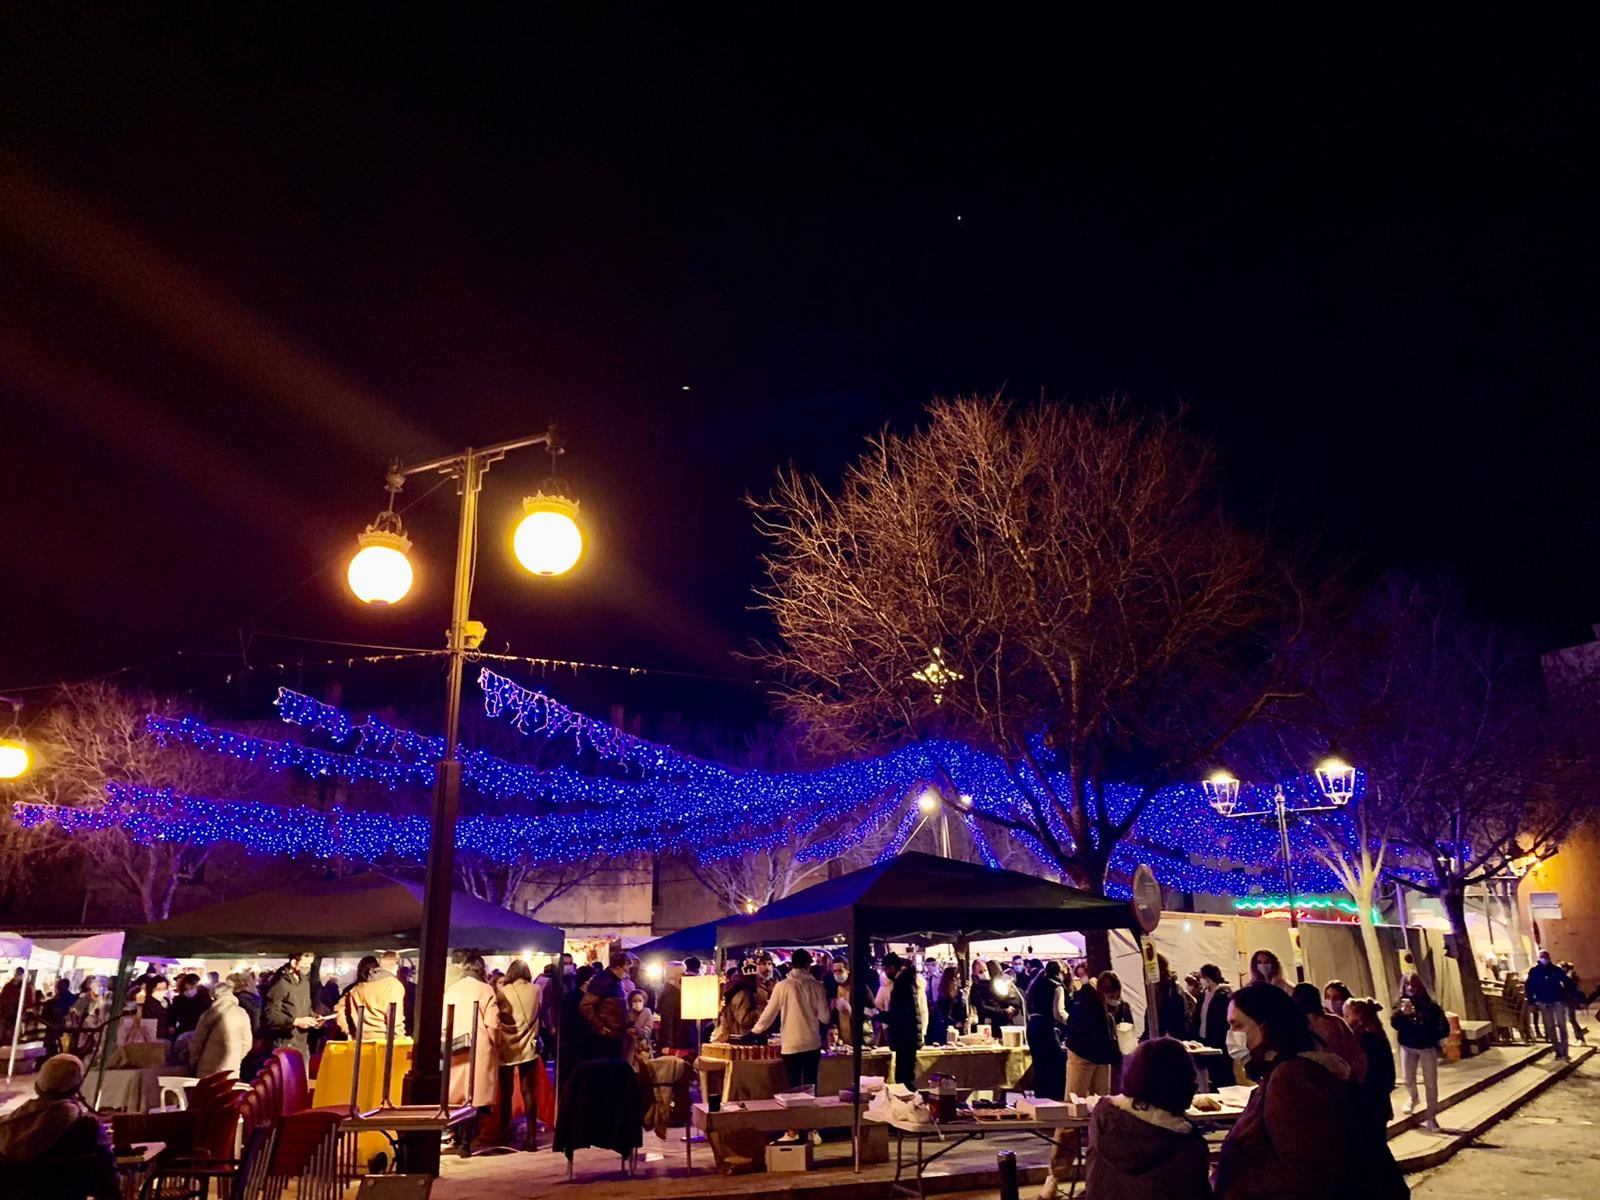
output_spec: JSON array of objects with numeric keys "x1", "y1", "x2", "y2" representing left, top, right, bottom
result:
[{"x1": 1408, "y1": 1054, "x2": 1600, "y2": 1200}]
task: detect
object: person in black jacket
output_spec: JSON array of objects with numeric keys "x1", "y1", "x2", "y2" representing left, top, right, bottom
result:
[
  {"x1": 1343, "y1": 997, "x2": 1395, "y2": 1131},
  {"x1": 1151, "y1": 955, "x2": 1189, "y2": 1041},
  {"x1": 262, "y1": 952, "x2": 318, "y2": 1054},
  {"x1": 881, "y1": 953, "x2": 924, "y2": 1089},
  {"x1": 1194, "y1": 963, "x2": 1234, "y2": 1090},
  {"x1": 1026, "y1": 962, "x2": 1070, "y2": 1100},
  {"x1": 1390, "y1": 972, "x2": 1448, "y2": 1132},
  {"x1": 1065, "y1": 971, "x2": 1122, "y2": 1098}
]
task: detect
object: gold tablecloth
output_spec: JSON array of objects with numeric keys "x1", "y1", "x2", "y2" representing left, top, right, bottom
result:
[{"x1": 907, "y1": 1045, "x2": 1031, "y2": 1091}]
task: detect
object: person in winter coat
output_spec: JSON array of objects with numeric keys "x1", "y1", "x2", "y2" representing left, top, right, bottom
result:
[
  {"x1": 262, "y1": 953, "x2": 318, "y2": 1054},
  {"x1": 1524, "y1": 951, "x2": 1573, "y2": 1061},
  {"x1": 1065, "y1": 971, "x2": 1122, "y2": 1098},
  {"x1": 188, "y1": 982, "x2": 251, "y2": 1079},
  {"x1": 1215, "y1": 983, "x2": 1407, "y2": 1200},
  {"x1": 1291, "y1": 983, "x2": 1366, "y2": 1084},
  {"x1": 1390, "y1": 972, "x2": 1449, "y2": 1131},
  {"x1": 717, "y1": 968, "x2": 765, "y2": 1039},
  {"x1": 167, "y1": 974, "x2": 212, "y2": 1041},
  {"x1": 1343, "y1": 998, "x2": 1396, "y2": 1131},
  {"x1": 0, "y1": 1054, "x2": 119, "y2": 1200},
  {"x1": 929, "y1": 966, "x2": 969, "y2": 1043},
  {"x1": 1081, "y1": 1037, "x2": 1210, "y2": 1200},
  {"x1": 444, "y1": 954, "x2": 500, "y2": 1127},
  {"x1": 558, "y1": 965, "x2": 594, "y2": 1094},
  {"x1": 142, "y1": 977, "x2": 174, "y2": 1039},
  {"x1": 580, "y1": 952, "x2": 630, "y2": 1061},
  {"x1": 1026, "y1": 962, "x2": 1070, "y2": 1101},
  {"x1": 337, "y1": 951, "x2": 409, "y2": 1042},
  {"x1": 972, "y1": 958, "x2": 1024, "y2": 1034},
  {"x1": 1150, "y1": 956, "x2": 1190, "y2": 1041},
  {"x1": 1193, "y1": 964, "x2": 1234, "y2": 1091},
  {"x1": 496, "y1": 959, "x2": 541, "y2": 1150},
  {"x1": 752, "y1": 948, "x2": 830, "y2": 1088},
  {"x1": 877, "y1": 953, "x2": 928, "y2": 1090},
  {"x1": 624, "y1": 989, "x2": 655, "y2": 1064}
]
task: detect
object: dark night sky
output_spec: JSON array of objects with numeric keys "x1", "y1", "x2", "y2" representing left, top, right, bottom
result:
[{"x1": 2, "y1": 10, "x2": 1597, "y2": 724}]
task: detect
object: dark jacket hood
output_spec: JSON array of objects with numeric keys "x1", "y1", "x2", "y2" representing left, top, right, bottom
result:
[{"x1": 1091, "y1": 1095, "x2": 1199, "y2": 1176}]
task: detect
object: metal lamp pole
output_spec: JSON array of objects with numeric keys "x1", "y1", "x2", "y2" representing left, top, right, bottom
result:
[
  {"x1": 1203, "y1": 763, "x2": 1355, "y2": 984},
  {"x1": 380, "y1": 431, "x2": 559, "y2": 1170}
]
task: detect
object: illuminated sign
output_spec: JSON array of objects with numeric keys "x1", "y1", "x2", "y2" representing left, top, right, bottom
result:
[{"x1": 1232, "y1": 896, "x2": 1379, "y2": 924}]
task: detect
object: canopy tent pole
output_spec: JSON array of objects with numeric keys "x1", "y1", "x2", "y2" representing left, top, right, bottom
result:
[
  {"x1": 851, "y1": 910, "x2": 864, "y2": 1173},
  {"x1": 6, "y1": 948, "x2": 31, "y2": 1079},
  {"x1": 94, "y1": 947, "x2": 136, "y2": 1109}
]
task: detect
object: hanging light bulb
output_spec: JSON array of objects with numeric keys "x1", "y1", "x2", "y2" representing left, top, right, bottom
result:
[
  {"x1": 512, "y1": 493, "x2": 583, "y2": 577},
  {"x1": 348, "y1": 523, "x2": 414, "y2": 605},
  {"x1": 0, "y1": 739, "x2": 31, "y2": 780},
  {"x1": 348, "y1": 471, "x2": 414, "y2": 605}
]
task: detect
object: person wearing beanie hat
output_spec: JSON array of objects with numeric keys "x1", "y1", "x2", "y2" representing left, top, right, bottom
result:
[{"x1": 0, "y1": 1054, "x2": 118, "y2": 1199}]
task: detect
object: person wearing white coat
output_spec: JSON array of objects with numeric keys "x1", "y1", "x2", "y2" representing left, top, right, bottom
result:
[{"x1": 189, "y1": 983, "x2": 252, "y2": 1079}]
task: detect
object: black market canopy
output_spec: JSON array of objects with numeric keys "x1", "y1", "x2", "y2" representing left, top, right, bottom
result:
[
  {"x1": 122, "y1": 873, "x2": 565, "y2": 959},
  {"x1": 719, "y1": 852, "x2": 1138, "y2": 949}
]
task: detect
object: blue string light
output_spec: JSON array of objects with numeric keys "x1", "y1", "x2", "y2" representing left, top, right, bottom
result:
[{"x1": 18, "y1": 675, "x2": 1453, "y2": 898}]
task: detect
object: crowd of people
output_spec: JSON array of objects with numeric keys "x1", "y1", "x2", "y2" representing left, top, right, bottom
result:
[{"x1": 2, "y1": 938, "x2": 1593, "y2": 1196}]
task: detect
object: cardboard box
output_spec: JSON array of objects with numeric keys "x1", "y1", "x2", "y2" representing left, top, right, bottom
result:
[
  {"x1": 766, "y1": 1142, "x2": 814, "y2": 1172},
  {"x1": 999, "y1": 1025, "x2": 1026, "y2": 1048},
  {"x1": 1017, "y1": 1097, "x2": 1074, "y2": 1124}
]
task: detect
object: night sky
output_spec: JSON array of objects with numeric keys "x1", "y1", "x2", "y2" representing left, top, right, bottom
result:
[{"x1": 2, "y1": 11, "x2": 1596, "y2": 726}]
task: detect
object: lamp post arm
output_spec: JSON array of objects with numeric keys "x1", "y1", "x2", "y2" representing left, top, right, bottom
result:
[{"x1": 397, "y1": 429, "x2": 558, "y2": 479}]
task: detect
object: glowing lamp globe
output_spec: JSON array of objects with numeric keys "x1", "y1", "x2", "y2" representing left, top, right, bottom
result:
[
  {"x1": 513, "y1": 494, "x2": 583, "y2": 577},
  {"x1": 348, "y1": 529, "x2": 415, "y2": 605},
  {"x1": 0, "y1": 740, "x2": 31, "y2": 780}
]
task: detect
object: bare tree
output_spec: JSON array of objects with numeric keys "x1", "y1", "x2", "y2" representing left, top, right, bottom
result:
[
  {"x1": 1308, "y1": 576, "x2": 1592, "y2": 1019},
  {"x1": 13, "y1": 682, "x2": 269, "y2": 921},
  {"x1": 753, "y1": 396, "x2": 1303, "y2": 928}
]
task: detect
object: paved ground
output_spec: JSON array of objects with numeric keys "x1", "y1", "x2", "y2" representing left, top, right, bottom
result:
[{"x1": 1408, "y1": 1054, "x2": 1600, "y2": 1200}]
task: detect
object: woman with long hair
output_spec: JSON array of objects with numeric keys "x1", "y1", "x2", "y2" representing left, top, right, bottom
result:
[
  {"x1": 1343, "y1": 998, "x2": 1396, "y2": 1131},
  {"x1": 1248, "y1": 950, "x2": 1293, "y2": 994},
  {"x1": 1214, "y1": 983, "x2": 1405, "y2": 1200},
  {"x1": 930, "y1": 966, "x2": 968, "y2": 1043},
  {"x1": 1390, "y1": 972, "x2": 1448, "y2": 1132},
  {"x1": 496, "y1": 959, "x2": 542, "y2": 1148},
  {"x1": 1291, "y1": 982, "x2": 1366, "y2": 1084}
]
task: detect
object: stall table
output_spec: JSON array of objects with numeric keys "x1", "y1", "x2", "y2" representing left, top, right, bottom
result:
[
  {"x1": 908, "y1": 1045, "x2": 1031, "y2": 1092},
  {"x1": 714, "y1": 1047, "x2": 893, "y2": 1102},
  {"x1": 114, "y1": 1140, "x2": 165, "y2": 1200},
  {"x1": 689, "y1": 1098, "x2": 888, "y2": 1174}
]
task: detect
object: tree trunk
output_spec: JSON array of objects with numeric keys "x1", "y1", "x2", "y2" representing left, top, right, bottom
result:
[
  {"x1": 1442, "y1": 882, "x2": 1488, "y2": 1020},
  {"x1": 1072, "y1": 848, "x2": 1115, "y2": 973}
]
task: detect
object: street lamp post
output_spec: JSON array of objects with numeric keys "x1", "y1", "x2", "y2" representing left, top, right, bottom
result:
[
  {"x1": 1201, "y1": 759, "x2": 1356, "y2": 983},
  {"x1": 347, "y1": 429, "x2": 582, "y2": 1171}
]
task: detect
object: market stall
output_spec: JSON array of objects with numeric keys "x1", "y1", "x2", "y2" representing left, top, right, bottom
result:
[
  {"x1": 97, "y1": 872, "x2": 565, "y2": 1124},
  {"x1": 717, "y1": 852, "x2": 1142, "y2": 1169}
]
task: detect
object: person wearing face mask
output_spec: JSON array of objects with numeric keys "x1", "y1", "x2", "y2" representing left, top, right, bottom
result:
[
  {"x1": 1214, "y1": 983, "x2": 1406, "y2": 1200},
  {"x1": 1322, "y1": 979, "x2": 1352, "y2": 1019},
  {"x1": 830, "y1": 960, "x2": 855, "y2": 1046},
  {"x1": 1291, "y1": 983, "x2": 1366, "y2": 1085},
  {"x1": 1247, "y1": 950, "x2": 1293, "y2": 995},
  {"x1": 1026, "y1": 962, "x2": 1071, "y2": 1100},
  {"x1": 1390, "y1": 972, "x2": 1449, "y2": 1130},
  {"x1": 1193, "y1": 964, "x2": 1234, "y2": 1088},
  {"x1": 1524, "y1": 951, "x2": 1573, "y2": 1061},
  {"x1": 624, "y1": 988, "x2": 655, "y2": 1064}
]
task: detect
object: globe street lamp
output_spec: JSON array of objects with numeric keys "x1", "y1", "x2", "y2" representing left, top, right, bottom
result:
[
  {"x1": 347, "y1": 428, "x2": 581, "y2": 1169},
  {"x1": 0, "y1": 699, "x2": 32, "y2": 781},
  {"x1": 1200, "y1": 758, "x2": 1356, "y2": 982}
]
